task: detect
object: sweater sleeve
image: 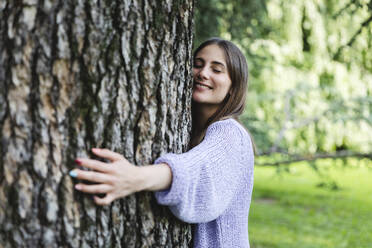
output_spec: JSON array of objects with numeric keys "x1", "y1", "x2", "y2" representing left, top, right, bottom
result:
[{"x1": 154, "y1": 120, "x2": 249, "y2": 223}]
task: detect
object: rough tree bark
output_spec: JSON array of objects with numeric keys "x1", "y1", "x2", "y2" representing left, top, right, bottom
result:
[{"x1": 0, "y1": 0, "x2": 194, "y2": 247}]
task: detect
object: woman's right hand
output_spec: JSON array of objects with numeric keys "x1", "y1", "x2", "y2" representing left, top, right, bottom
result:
[{"x1": 69, "y1": 148, "x2": 172, "y2": 206}]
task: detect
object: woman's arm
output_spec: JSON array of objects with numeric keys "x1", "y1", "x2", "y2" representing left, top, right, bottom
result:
[
  {"x1": 140, "y1": 162, "x2": 173, "y2": 191},
  {"x1": 70, "y1": 119, "x2": 254, "y2": 220},
  {"x1": 69, "y1": 148, "x2": 173, "y2": 206},
  {"x1": 153, "y1": 120, "x2": 254, "y2": 223}
]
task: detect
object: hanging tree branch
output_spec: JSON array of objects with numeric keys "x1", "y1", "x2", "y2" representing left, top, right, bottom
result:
[
  {"x1": 256, "y1": 151, "x2": 372, "y2": 166},
  {"x1": 333, "y1": 0, "x2": 359, "y2": 19},
  {"x1": 269, "y1": 90, "x2": 293, "y2": 153},
  {"x1": 259, "y1": 87, "x2": 372, "y2": 166},
  {"x1": 333, "y1": 14, "x2": 372, "y2": 60}
]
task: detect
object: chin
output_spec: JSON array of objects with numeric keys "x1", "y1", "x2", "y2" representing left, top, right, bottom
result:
[
  {"x1": 192, "y1": 97, "x2": 202, "y2": 104},
  {"x1": 192, "y1": 92, "x2": 205, "y2": 103}
]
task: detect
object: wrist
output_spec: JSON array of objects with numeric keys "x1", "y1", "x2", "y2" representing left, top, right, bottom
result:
[
  {"x1": 136, "y1": 166, "x2": 153, "y2": 192},
  {"x1": 137, "y1": 163, "x2": 172, "y2": 192}
]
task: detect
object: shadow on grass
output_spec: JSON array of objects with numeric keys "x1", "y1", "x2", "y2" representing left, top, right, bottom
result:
[{"x1": 254, "y1": 197, "x2": 277, "y2": 204}]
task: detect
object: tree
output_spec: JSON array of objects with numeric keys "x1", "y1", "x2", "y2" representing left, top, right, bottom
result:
[{"x1": 0, "y1": 1, "x2": 194, "y2": 247}]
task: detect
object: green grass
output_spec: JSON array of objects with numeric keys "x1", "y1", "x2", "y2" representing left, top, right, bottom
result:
[{"x1": 249, "y1": 159, "x2": 372, "y2": 248}]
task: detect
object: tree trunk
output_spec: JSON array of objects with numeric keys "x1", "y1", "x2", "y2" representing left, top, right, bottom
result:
[{"x1": 0, "y1": 1, "x2": 194, "y2": 247}]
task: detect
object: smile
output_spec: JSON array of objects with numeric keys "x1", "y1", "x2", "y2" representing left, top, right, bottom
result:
[{"x1": 195, "y1": 82, "x2": 213, "y2": 89}]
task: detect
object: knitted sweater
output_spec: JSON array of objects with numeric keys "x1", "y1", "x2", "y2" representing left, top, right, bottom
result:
[{"x1": 155, "y1": 118, "x2": 254, "y2": 248}]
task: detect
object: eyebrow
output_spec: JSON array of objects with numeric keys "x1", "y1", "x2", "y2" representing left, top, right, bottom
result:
[{"x1": 194, "y1": 57, "x2": 226, "y2": 68}]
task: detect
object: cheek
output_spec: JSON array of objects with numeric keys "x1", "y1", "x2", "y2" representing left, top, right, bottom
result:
[
  {"x1": 216, "y1": 76, "x2": 232, "y2": 92},
  {"x1": 192, "y1": 68, "x2": 198, "y2": 78}
]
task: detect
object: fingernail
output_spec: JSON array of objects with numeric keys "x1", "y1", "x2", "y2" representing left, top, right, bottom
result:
[
  {"x1": 69, "y1": 170, "x2": 77, "y2": 178},
  {"x1": 74, "y1": 159, "x2": 81, "y2": 165},
  {"x1": 92, "y1": 148, "x2": 100, "y2": 152},
  {"x1": 75, "y1": 184, "x2": 82, "y2": 190}
]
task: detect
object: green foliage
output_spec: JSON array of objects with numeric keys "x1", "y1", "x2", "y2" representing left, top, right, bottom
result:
[
  {"x1": 250, "y1": 160, "x2": 372, "y2": 247},
  {"x1": 194, "y1": 0, "x2": 372, "y2": 155}
]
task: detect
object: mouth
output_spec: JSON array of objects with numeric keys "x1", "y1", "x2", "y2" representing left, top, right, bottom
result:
[{"x1": 194, "y1": 82, "x2": 213, "y2": 90}]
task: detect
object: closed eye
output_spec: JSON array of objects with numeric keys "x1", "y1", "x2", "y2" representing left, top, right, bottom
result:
[{"x1": 193, "y1": 58, "x2": 204, "y2": 68}]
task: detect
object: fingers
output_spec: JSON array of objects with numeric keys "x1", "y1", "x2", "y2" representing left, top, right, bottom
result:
[
  {"x1": 92, "y1": 148, "x2": 125, "y2": 162},
  {"x1": 94, "y1": 194, "x2": 115, "y2": 206},
  {"x1": 75, "y1": 183, "x2": 112, "y2": 194},
  {"x1": 75, "y1": 158, "x2": 110, "y2": 172},
  {"x1": 70, "y1": 169, "x2": 112, "y2": 183},
  {"x1": 70, "y1": 148, "x2": 128, "y2": 206}
]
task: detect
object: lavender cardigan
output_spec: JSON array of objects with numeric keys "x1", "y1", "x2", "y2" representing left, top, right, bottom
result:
[{"x1": 155, "y1": 118, "x2": 254, "y2": 248}]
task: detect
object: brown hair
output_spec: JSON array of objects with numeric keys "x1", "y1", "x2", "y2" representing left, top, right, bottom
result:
[{"x1": 189, "y1": 37, "x2": 256, "y2": 152}]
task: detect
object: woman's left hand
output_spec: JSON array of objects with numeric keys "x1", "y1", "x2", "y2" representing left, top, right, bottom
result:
[{"x1": 69, "y1": 148, "x2": 143, "y2": 206}]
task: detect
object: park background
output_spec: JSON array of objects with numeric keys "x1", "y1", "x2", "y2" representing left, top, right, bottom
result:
[{"x1": 194, "y1": 0, "x2": 372, "y2": 247}]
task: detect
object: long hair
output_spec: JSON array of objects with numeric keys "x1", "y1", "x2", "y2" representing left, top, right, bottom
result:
[{"x1": 190, "y1": 38, "x2": 256, "y2": 152}]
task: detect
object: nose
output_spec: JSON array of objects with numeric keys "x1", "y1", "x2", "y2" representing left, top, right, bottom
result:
[{"x1": 196, "y1": 66, "x2": 209, "y2": 80}]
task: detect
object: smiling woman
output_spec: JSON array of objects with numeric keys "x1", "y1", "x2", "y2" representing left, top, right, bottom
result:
[
  {"x1": 70, "y1": 38, "x2": 255, "y2": 248},
  {"x1": 190, "y1": 38, "x2": 250, "y2": 149},
  {"x1": 192, "y1": 44, "x2": 232, "y2": 105}
]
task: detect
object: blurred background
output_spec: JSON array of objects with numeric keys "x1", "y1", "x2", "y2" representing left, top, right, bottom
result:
[{"x1": 194, "y1": 0, "x2": 372, "y2": 247}]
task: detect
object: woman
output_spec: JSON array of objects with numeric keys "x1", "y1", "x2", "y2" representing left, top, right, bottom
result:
[{"x1": 69, "y1": 38, "x2": 255, "y2": 248}]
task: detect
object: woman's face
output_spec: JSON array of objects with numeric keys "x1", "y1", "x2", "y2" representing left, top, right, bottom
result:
[{"x1": 192, "y1": 44, "x2": 232, "y2": 106}]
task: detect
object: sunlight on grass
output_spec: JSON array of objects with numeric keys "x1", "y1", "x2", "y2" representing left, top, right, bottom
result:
[{"x1": 249, "y1": 159, "x2": 372, "y2": 248}]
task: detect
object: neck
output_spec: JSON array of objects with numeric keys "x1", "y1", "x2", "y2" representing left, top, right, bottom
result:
[{"x1": 192, "y1": 102, "x2": 219, "y2": 134}]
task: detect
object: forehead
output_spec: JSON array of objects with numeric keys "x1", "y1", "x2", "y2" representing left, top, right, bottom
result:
[{"x1": 195, "y1": 44, "x2": 226, "y2": 65}]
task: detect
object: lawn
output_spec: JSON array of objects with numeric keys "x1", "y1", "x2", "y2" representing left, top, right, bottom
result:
[{"x1": 249, "y1": 159, "x2": 372, "y2": 248}]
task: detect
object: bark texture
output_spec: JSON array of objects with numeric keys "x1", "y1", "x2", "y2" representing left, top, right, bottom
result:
[{"x1": 0, "y1": 0, "x2": 194, "y2": 247}]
